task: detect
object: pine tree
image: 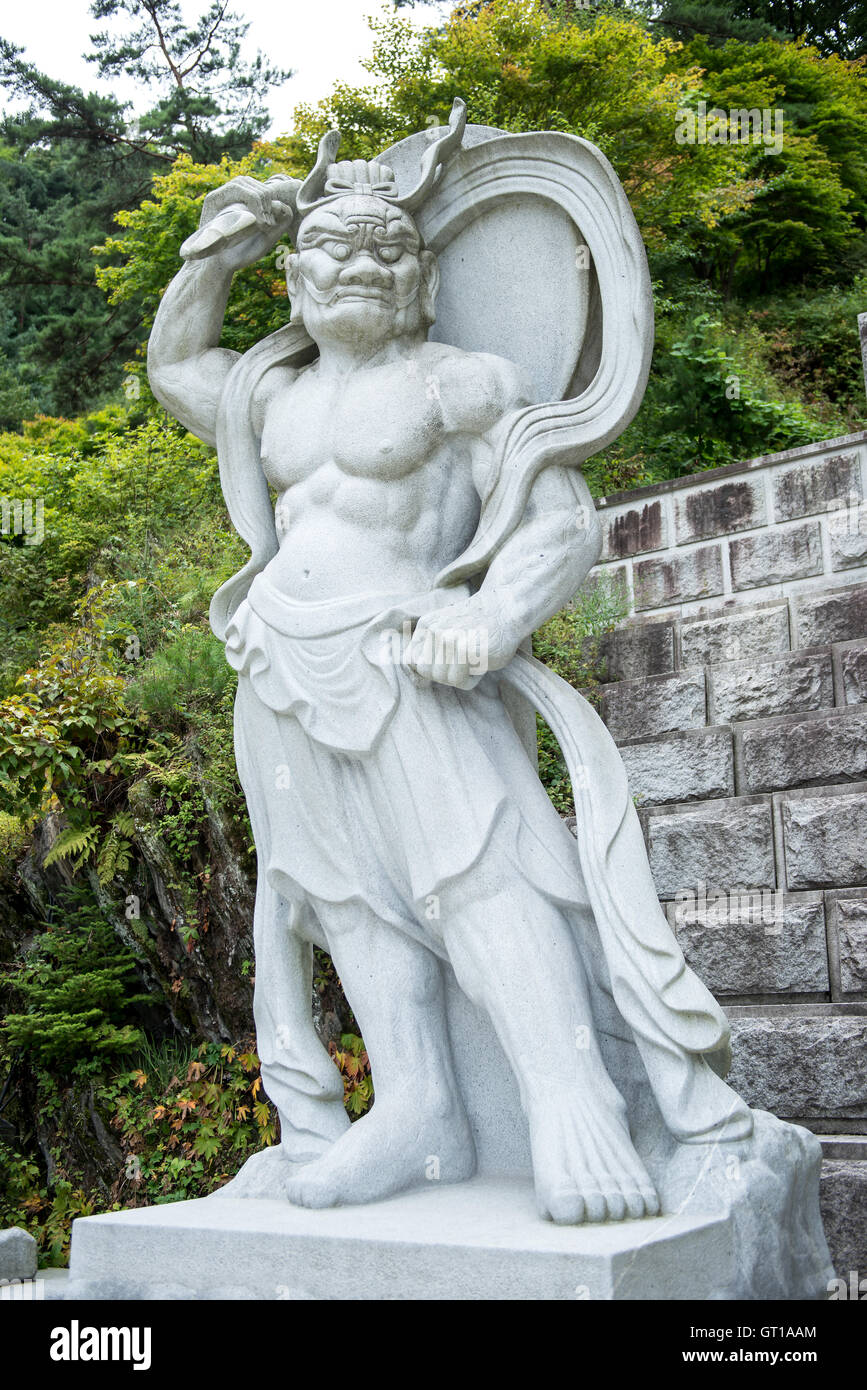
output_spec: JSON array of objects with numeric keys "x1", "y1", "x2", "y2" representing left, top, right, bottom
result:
[
  {"x1": 86, "y1": 0, "x2": 291, "y2": 163},
  {"x1": 1, "y1": 887, "x2": 149, "y2": 1067},
  {"x1": 0, "y1": 3, "x2": 291, "y2": 416},
  {"x1": 649, "y1": 1, "x2": 867, "y2": 57}
]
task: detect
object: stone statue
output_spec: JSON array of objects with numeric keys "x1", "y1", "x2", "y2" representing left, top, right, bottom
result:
[{"x1": 147, "y1": 101, "x2": 832, "y2": 1291}]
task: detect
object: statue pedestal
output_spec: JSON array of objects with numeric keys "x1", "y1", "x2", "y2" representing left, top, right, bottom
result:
[
  {"x1": 63, "y1": 1001, "x2": 834, "y2": 1301},
  {"x1": 65, "y1": 1162, "x2": 830, "y2": 1301},
  {"x1": 67, "y1": 1177, "x2": 736, "y2": 1301}
]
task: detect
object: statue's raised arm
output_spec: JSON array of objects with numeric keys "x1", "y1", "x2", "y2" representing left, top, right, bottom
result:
[{"x1": 148, "y1": 174, "x2": 300, "y2": 445}]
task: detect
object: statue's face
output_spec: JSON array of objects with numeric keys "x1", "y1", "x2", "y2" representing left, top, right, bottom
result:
[{"x1": 287, "y1": 196, "x2": 439, "y2": 349}]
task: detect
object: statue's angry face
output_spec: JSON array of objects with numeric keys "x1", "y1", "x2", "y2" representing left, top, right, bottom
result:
[{"x1": 286, "y1": 195, "x2": 439, "y2": 348}]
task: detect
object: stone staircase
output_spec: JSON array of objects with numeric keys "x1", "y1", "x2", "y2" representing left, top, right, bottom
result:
[{"x1": 586, "y1": 429, "x2": 867, "y2": 1277}]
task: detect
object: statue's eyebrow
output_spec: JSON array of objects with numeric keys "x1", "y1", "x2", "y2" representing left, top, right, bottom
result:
[
  {"x1": 374, "y1": 223, "x2": 421, "y2": 249},
  {"x1": 298, "y1": 226, "x2": 355, "y2": 248}
]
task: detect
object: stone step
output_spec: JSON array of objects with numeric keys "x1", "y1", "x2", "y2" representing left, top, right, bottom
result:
[
  {"x1": 598, "y1": 641, "x2": 867, "y2": 744},
  {"x1": 620, "y1": 726, "x2": 734, "y2": 807},
  {"x1": 820, "y1": 1135, "x2": 867, "y2": 1160},
  {"x1": 821, "y1": 1158, "x2": 867, "y2": 1279},
  {"x1": 566, "y1": 807, "x2": 867, "y2": 998},
  {"x1": 733, "y1": 706, "x2": 867, "y2": 795},
  {"x1": 681, "y1": 599, "x2": 793, "y2": 668},
  {"x1": 709, "y1": 646, "x2": 834, "y2": 725},
  {"x1": 664, "y1": 890, "x2": 829, "y2": 999},
  {"x1": 726, "y1": 1000, "x2": 867, "y2": 1274},
  {"x1": 826, "y1": 889, "x2": 867, "y2": 995},
  {"x1": 596, "y1": 582, "x2": 867, "y2": 684},
  {"x1": 598, "y1": 598, "x2": 795, "y2": 681},
  {"x1": 601, "y1": 667, "x2": 706, "y2": 741},
  {"x1": 777, "y1": 782, "x2": 867, "y2": 891},
  {"x1": 598, "y1": 614, "x2": 678, "y2": 681},
  {"x1": 640, "y1": 793, "x2": 776, "y2": 900},
  {"x1": 794, "y1": 582, "x2": 867, "y2": 649},
  {"x1": 836, "y1": 637, "x2": 867, "y2": 705},
  {"x1": 726, "y1": 1004, "x2": 867, "y2": 1128},
  {"x1": 661, "y1": 887, "x2": 867, "y2": 1002},
  {"x1": 613, "y1": 704, "x2": 867, "y2": 807},
  {"x1": 639, "y1": 783, "x2": 867, "y2": 899}
]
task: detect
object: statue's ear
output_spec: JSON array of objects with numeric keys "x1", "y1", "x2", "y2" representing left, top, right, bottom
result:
[{"x1": 419, "y1": 249, "x2": 439, "y2": 325}]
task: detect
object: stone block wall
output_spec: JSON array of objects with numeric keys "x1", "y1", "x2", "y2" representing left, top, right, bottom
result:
[
  {"x1": 582, "y1": 430, "x2": 867, "y2": 1275},
  {"x1": 597, "y1": 433, "x2": 867, "y2": 617}
]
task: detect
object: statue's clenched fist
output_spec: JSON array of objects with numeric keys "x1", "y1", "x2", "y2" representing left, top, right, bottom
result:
[
  {"x1": 405, "y1": 595, "x2": 521, "y2": 690},
  {"x1": 181, "y1": 174, "x2": 299, "y2": 270}
]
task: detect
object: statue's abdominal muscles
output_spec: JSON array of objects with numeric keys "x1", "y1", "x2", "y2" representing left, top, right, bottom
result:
[{"x1": 259, "y1": 352, "x2": 481, "y2": 601}]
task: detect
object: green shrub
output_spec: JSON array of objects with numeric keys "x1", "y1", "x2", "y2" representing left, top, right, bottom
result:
[
  {"x1": 1, "y1": 888, "x2": 148, "y2": 1067},
  {"x1": 0, "y1": 812, "x2": 28, "y2": 867},
  {"x1": 533, "y1": 571, "x2": 628, "y2": 814},
  {"x1": 128, "y1": 627, "x2": 233, "y2": 731},
  {"x1": 107, "y1": 1040, "x2": 277, "y2": 1202},
  {"x1": 533, "y1": 572, "x2": 628, "y2": 690},
  {"x1": 0, "y1": 1142, "x2": 95, "y2": 1267},
  {"x1": 749, "y1": 277, "x2": 867, "y2": 423}
]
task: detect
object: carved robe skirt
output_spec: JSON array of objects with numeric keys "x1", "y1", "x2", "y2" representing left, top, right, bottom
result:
[{"x1": 225, "y1": 570, "x2": 592, "y2": 951}]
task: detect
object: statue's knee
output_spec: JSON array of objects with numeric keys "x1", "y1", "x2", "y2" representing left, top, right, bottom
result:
[{"x1": 404, "y1": 951, "x2": 443, "y2": 1007}]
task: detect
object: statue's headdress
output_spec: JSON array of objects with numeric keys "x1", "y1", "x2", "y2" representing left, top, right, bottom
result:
[
  {"x1": 295, "y1": 97, "x2": 467, "y2": 222},
  {"x1": 181, "y1": 99, "x2": 467, "y2": 263}
]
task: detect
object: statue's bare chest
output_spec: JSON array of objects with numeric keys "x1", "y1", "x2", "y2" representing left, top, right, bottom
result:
[{"x1": 260, "y1": 363, "x2": 445, "y2": 492}]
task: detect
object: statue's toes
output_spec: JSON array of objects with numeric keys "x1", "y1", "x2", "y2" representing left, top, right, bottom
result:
[
  {"x1": 604, "y1": 1189, "x2": 627, "y2": 1221},
  {"x1": 641, "y1": 1185, "x2": 661, "y2": 1218},
  {"x1": 285, "y1": 1168, "x2": 338, "y2": 1210},
  {"x1": 542, "y1": 1187, "x2": 586, "y2": 1224}
]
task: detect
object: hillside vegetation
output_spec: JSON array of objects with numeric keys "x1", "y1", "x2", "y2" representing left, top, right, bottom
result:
[{"x1": 1, "y1": 0, "x2": 865, "y2": 1257}]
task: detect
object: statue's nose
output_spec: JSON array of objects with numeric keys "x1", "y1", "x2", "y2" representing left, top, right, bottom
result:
[{"x1": 340, "y1": 252, "x2": 393, "y2": 288}]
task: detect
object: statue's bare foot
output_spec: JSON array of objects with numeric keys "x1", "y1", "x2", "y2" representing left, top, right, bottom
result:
[
  {"x1": 528, "y1": 1085, "x2": 659, "y2": 1224},
  {"x1": 210, "y1": 1142, "x2": 332, "y2": 1201},
  {"x1": 284, "y1": 1098, "x2": 476, "y2": 1208}
]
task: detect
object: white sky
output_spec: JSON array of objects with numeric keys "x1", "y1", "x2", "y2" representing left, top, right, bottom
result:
[{"x1": 3, "y1": 0, "x2": 449, "y2": 135}]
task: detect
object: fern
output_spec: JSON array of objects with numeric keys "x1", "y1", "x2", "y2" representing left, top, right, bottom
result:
[
  {"x1": 43, "y1": 823, "x2": 99, "y2": 871},
  {"x1": 96, "y1": 811, "x2": 135, "y2": 887}
]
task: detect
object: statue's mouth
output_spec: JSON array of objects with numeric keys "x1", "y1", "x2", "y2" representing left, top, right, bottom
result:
[{"x1": 332, "y1": 287, "x2": 392, "y2": 304}]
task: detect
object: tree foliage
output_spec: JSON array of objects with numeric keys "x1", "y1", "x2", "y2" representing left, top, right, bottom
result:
[
  {"x1": 1, "y1": 0, "x2": 866, "y2": 1265},
  {"x1": 651, "y1": 0, "x2": 867, "y2": 59},
  {"x1": 86, "y1": 0, "x2": 290, "y2": 162},
  {"x1": 0, "y1": 1, "x2": 290, "y2": 416},
  {"x1": 1, "y1": 887, "x2": 147, "y2": 1064}
]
